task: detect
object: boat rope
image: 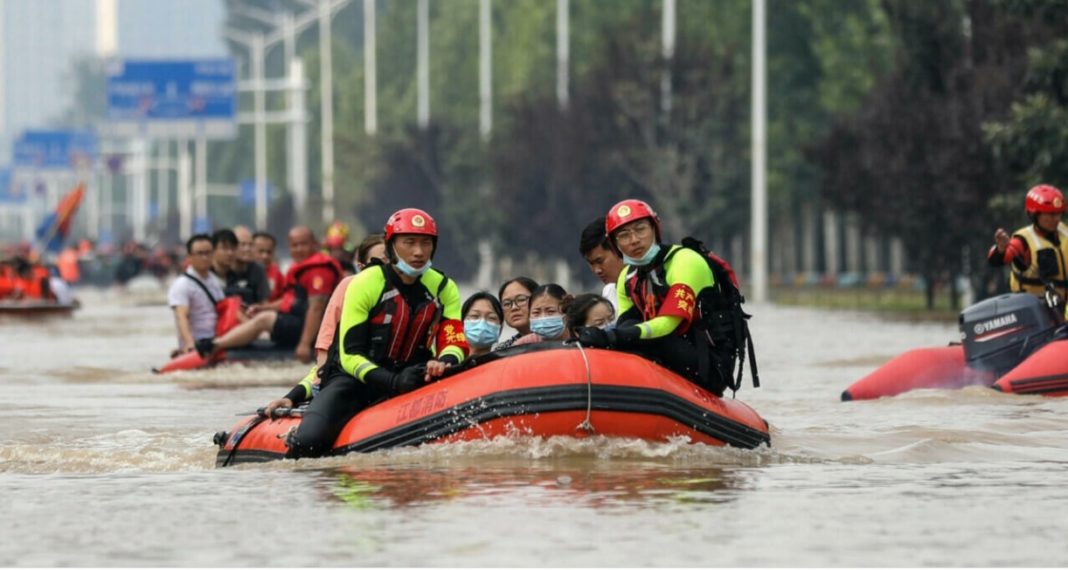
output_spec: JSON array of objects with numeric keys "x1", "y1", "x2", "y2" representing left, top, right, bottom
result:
[{"x1": 574, "y1": 341, "x2": 596, "y2": 433}]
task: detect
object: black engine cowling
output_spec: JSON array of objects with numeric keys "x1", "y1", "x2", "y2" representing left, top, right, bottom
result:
[{"x1": 959, "y1": 293, "x2": 1061, "y2": 375}]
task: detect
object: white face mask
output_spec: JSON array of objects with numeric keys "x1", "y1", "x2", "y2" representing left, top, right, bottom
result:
[
  {"x1": 623, "y1": 243, "x2": 661, "y2": 267},
  {"x1": 464, "y1": 318, "x2": 501, "y2": 348}
]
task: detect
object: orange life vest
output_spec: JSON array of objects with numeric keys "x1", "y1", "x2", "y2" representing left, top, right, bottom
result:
[{"x1": 279, "y1": 252, "x2": 343, "y2": 315}]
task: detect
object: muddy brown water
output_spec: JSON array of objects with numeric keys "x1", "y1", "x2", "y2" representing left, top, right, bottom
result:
[{"x1": 1, "y1": 288, "x2": 1066, "y2": 566}]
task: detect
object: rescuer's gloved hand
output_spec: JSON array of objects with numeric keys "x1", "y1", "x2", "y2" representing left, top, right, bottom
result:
[
  {"x1": 389, "y1": 365, "x2": 427, "y2": 395},
  {"x1": 576, "y1": 325, "x2": 641, "y2": 348},
  {"x1": 366, "y1": 365, "x2": 426, "y2": 396}
]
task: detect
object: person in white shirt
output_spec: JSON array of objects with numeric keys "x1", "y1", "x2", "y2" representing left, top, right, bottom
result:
[
  {"x1": 167, "y1": 234, "x2": 225, "y2": 354},
  {"x1": 579, "y1": 217, "x2": 625, "y2": 318}
]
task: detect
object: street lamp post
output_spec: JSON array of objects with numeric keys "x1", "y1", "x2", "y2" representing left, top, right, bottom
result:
[{"x1": 229, "y1": 0, "x2": 350, "y2": 227}]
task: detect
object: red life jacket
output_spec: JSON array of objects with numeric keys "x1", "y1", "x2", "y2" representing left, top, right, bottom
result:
[
  {"x1": 626, "y1": 237, "x2": 759, "y2": 392},
  {"x1": 265, "y1": 262, "x2": 285, "y2": 302},
  {"x1": 624, "y1": 246, "x2": 693, "y2": 329},
  {"x1": 366, "y1": 265, "x2": 451, "y2": 369},
  {"x1": 182, "y1": 272, "x2": 243, "y2": 336},
  {"x1": 15, "y1": 265, "x2": 53, "y2": 300},
  {"x1": 0, "y1": 266, "x2": 15, "y2": 299},
  {"x1": 279, "y1": 252, "x2": 343, "y2": 315}
]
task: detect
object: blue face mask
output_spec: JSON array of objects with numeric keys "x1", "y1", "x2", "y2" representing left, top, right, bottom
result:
[
  {"x1": 395, "y1": 258, "x2": 432, "y2": 278},
  {"x1": 530, "y1": 315, "x2": 565, "y2": 340},
  {"x1": 464, "y1": 318, "x2": 501, "y2": 348},
  {"x1": 623, "y1": 243, "x2": 661, "y2": 267}
]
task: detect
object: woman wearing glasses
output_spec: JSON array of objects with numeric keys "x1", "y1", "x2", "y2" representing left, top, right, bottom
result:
[{"x1": 494, "y1": 276, "x2": 539, "y2": 350}]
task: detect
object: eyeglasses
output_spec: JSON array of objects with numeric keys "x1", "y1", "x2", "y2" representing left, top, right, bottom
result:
[
  {"x1": 501, "y1": 295, "x2": 530, "y2": 310},
  {"x1": 613, "y1": 222, "x2": 653, "y2": 242}
]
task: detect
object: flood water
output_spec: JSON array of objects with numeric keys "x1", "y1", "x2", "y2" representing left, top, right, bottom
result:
[{"x1": 2, "y1": 286, "x2": 1067, "y2": 566}]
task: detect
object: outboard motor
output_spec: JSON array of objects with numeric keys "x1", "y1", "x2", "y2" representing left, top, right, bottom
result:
[{"x1": 959, "y1": 293, "x2": 1061, "y2": 375}]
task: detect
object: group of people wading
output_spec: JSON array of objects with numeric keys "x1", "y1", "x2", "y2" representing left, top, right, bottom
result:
[{"x1": 177, "y1": 199, "x2": 757, "y2": 459}]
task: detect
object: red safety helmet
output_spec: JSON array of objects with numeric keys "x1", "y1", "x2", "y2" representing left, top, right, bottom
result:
[
  {"x1": 324, "y1": 220, "x2": 351, "y2": 249},
  {"x1": 605, "y1": 199, "x2": 662, "y2": 243},
  {"x1": 385, "y1": 208, "x2": 438, "y2": 240},
  {"x1": 384, "y1": 208, "x2": 438, "y2": 258},
  {"x1": 1025, "y1": 184, "x2": 1066, "y2": 215}
]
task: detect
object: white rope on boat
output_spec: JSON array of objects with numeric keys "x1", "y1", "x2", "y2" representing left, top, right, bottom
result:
[{"x1": 574, "y1": 341, "x2": 596, "y2": 433}]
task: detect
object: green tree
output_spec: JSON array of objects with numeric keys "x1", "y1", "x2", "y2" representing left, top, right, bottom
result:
[{"x1": 812, "y1": 0, "x2": 1038, "y2": 308}]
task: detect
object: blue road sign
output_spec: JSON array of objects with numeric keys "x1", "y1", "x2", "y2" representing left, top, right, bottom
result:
[
  {"x1": 0, "y1": 168, "x2": 21, "y2": 204},
  {"x1": 194, "y1": 216, "x2": 212, "y2": 234},
  {"x1": 239, "y1": 179, "x2": 274, "y2": 206},
  {"x1": 106, "y1": 59, "x2": 237, "y2": 138},
  {"x1": 13, "y1": 130, "x2": 98, "y2": 170}
]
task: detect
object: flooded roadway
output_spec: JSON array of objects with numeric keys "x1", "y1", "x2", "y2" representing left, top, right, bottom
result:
[{"x1": 1, "y1": 287, "x2": 1067, "y2": 566}]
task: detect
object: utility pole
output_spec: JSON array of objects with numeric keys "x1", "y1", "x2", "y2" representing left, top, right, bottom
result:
[
  {"x1": 363, "y1": 0, "x2": 377, "y2": 136},
  {"x1": 479, "y1": 0, "x2": 492, "y2": 140},
  {"x1": 556, "y1": 0, "x2": 568, "y2": 109},
  {"x1": 417, "y1": 0, "x2": 430, "y2": 128},
  {"x1": 750, "y1": 0, "x2": 768, "y2": 303},
  {"x1": 661, "y1": 0, "x2": 676, "y2": 114},
  {"x1": 228, "y1": 0, "x2": 350, "y2": 228},
  {"x1": 321, "y1": 0, "x2": 338, "y2": 221}
]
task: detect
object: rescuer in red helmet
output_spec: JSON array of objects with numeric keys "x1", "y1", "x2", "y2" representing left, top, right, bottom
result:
[
  {"x1": 989, "y1": 184, "x2": 1068, "y2": 304},
  {"x1": 283, "y1": 208, "x2": 468, "y2": 458},
  {"x1": 574, "y1": 199, "x2": 755, "y2": 397}
]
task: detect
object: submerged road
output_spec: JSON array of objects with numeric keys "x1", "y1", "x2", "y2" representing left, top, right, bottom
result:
[{"x1": 1, "y1": 287, "x2": 1067, "y2": 566}]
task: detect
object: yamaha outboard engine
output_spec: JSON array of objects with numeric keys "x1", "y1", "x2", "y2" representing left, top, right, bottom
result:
[{"x1": 959, "y1": 293, "x2": 1061, "y2": 375}]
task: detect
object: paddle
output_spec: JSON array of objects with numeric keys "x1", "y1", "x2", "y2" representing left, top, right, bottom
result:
[{"x1": 233, "y1": 406, "x2": 307, "y2": 419}]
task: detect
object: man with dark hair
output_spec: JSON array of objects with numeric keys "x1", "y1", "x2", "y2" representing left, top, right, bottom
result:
[
  {"x1": 226, "y1": 225, "x2": 271, "y2": 304},
  {"x1": 167, "y1": 234, "x2": 224, "y2": 354},
  {"x1": 579, "y1": 216, "x2": 625, "y2": 315},
  {"x1": 253, "y1": 231, "x2": 285, "y2": 301},
  {"x1": 198, "y1": 226, "x2": 343, "y2": 363},
  {"x1": 210, "y1": 229, "x2": 238, "y2": 284}
]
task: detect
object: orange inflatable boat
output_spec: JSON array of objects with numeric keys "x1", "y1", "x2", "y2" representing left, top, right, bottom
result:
[
  {"x1": 991, "y1": 339, "x2": 1068, "y2": 396},
  {"x1": 154, "y1": 340, "x2": 294, "y2": 373},
  {"x1": 0, "y1": 299, "x2": 79, "y2": 317},
  {"x1": 213, "y1": 344, "x2": 771, "y2": 467},
  {"x1": 843, "y1": 293, "x2": 1068, "y2": 401}
]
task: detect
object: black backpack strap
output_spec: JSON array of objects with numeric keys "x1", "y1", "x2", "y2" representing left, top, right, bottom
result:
[{"x1": 183, "y1": 272, "x2": 220, "y2": 306}]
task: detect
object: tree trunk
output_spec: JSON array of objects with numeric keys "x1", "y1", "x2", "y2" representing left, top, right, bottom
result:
[{"x1": 925, "y1": 273, "x2": 936, "y2": 310}]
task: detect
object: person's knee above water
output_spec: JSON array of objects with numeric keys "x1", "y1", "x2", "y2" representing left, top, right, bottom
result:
[
  {"x1": 579, "y1": 217, "x2": 625, "y2": 317},
  {"x1": 989, "y1": 184, "x2": 1068, "y2": 306},
  {"x1": 262, "y1": 233, "x2": 391, "y2": 418},
  {"x1": 462, "y1": 291, "x2": 504, "y2": 358},
  {"x1": 495, "y1": 276, "x2": 539, "y2": 350},
  {"x1": 200, "y1": 226, "x2": 343, "y2": 363},
  {"x1": 564, "y1": 293, "x2": 615, "y2": 338},
  {"x1": 512, "y1": 284, "x2": 572, "y2": 345},
  {"x1": 574, "y1": 199, "x2": 726, "y2": 395},
  {"x1": 283, "y1": 208, "x2": 468, "y2": 458}
]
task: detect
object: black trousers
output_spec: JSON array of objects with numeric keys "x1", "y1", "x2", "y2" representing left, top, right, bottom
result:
[
  {"x1": 286, "y1": 372, "x2": 381, "y2": 458},
  {"x1": 632, "y1": 335, "x2": 725, "y2": 397}
]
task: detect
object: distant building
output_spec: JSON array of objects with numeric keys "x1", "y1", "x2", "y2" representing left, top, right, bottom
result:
[{"x1": 0, "y1": 0, "x2": 226, "y2": 156}]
